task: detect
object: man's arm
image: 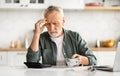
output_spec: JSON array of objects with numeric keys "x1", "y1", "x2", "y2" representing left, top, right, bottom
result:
[
  {"x1": 26, "y1": 19, "x2": 46, "y2": 62},
  {"x1": 72, "y1": 33, "x2": 97, "y2": 66},
  {"x1": 30, "y1": 19, "x2": 46, "y2": 51}
]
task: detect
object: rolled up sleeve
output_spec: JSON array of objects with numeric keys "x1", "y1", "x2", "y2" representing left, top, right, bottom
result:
[{"x1": 26, "y1": 48, "x2": 40, "y2": 62}]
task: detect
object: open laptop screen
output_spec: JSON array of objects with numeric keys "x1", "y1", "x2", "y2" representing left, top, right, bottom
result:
[
  {"x1": 92, "y1": 42, "x2": 120, "y2": 72},
  {"x1": 113, "y1": 42, "x2": 120, "y2": 72}
]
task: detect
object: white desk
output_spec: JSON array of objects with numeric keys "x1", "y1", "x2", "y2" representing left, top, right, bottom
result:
[{"x1": 0, "y1": 66, "x2": 120, "y2": 76}]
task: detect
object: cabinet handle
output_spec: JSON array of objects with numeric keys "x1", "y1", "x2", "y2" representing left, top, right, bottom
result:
[
  {"x1": 20, "y1": 5, "x2": 24, "y2": 7},
  {"x1": 17, "y1": 53, "x2": 26, "y2": 55},
  {"x1": 0, "y1": 56, "x2": 2, "y2": 60},
  {"x1": 25, "y1": 5, "x2": 28, "y2": 7}
]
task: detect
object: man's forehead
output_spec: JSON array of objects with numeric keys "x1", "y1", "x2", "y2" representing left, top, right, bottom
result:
[
  {"x1": 46, "y1": 16, "x2": 63, "y2": 22},
  {"x1": 46, "y1": 11, "x2": 63, "y2": 17},
  {"x1": 46, "y1": 19, "x2": 62, "y2": 23}
]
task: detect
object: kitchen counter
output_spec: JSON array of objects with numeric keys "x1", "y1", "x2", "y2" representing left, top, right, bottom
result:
[
  {"x1": 0, "y1": 47, "x2": 117, "y2": 51},
  {"x1": 0, "y1": 66, "x2": 120, "y2": 76}
]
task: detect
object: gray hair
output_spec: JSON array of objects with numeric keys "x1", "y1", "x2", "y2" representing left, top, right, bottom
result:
[{"x1": 44, "y1": 6, "x2": 64, "y2": 18}]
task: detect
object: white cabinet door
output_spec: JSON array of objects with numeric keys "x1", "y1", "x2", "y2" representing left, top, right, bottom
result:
[
  {"x1": 18, "y1": 0, "x2": 47, "y2": 9},
  {"x1": 0, "y1": 0, "x2": 48, "y2": 9},
  {"x1": 0, "y1": 52, "x2": 8, "y2": 65},
  {"x1": 27, "y1": 0, "x2": 48, "y2": 9},
  {"x1": 93, "y1": 51, "x2": 116, "y2": 66},
  {"x1": 0, "y1": 0, "x2": 21, "y2": 8},
  {"x1": 8, "y1": 51, "x2": 27, "y2": 66},
  {"x1": 49, "y1": 0, "x2": 85, "y2": 9},
  {"x1": 0, "y1": 0, "x2": 84, "y2": 9}
]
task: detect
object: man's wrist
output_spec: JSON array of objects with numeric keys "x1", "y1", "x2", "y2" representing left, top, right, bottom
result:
[
  {"x1": 34, "y1": 30, "x2": 41, "y2": 36},
  {"x1": 33, "y1": 32, "x2": 41, "y2": 40}
]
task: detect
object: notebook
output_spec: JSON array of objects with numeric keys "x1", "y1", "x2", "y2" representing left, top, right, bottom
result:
[{"x1": 93, "y1": 42, "x2": 120, "y2": 72}]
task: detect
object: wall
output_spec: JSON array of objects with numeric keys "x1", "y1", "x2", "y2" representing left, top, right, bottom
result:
[{"x1": 0, "y1": 9, "x2": 120, "y2": 48}]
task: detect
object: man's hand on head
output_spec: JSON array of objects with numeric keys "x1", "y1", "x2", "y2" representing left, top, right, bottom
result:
[{"x1": 34, "y1": 19, "x2": 47, "y2": 34}]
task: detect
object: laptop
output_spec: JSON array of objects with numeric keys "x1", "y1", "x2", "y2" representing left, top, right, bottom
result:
[{"x1": 93, "y1": 42, "x2": 120, "y2": 72}]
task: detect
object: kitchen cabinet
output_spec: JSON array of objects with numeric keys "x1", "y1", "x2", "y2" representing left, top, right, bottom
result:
[
  {"x1": 7, "y1": 51, "x2": 27, "y2": 66},
  {"x1": 93, "y1": 51, "x2": 116, "y2": 65},
  {"x1": 0, "y1": 48, "x2": 27, "y2": 66},
  {"x1": 0, "y1": 0, "x2": 48, "y2": 9},
  {"x1": 0, "y1": 52, "x2": 8, "y2": 65},
  {"x1": 0, "y1": 0, "x2": 84, "y2": 9},
  {"x1": 49, "y1": 0, "x2": 84, "y2": 10}
]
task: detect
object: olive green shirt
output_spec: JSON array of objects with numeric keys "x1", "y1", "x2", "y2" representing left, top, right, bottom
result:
[{"x1": 27, "y1": 29, "x2": 97, "y2": 65}]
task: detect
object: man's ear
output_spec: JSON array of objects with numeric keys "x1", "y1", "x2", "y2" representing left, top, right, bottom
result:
[{"x1": 63, "y1": 17, "x2": 65, "y2": 24}]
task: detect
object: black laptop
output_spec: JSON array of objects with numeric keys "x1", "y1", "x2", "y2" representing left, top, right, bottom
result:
[{"x1": 92, "y1": 65, "x2": 113, "y2": 72}]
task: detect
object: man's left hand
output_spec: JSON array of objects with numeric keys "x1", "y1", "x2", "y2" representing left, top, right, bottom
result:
[{"x1": 72, "y1": 54, "x2": 89, "y2": 66}]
